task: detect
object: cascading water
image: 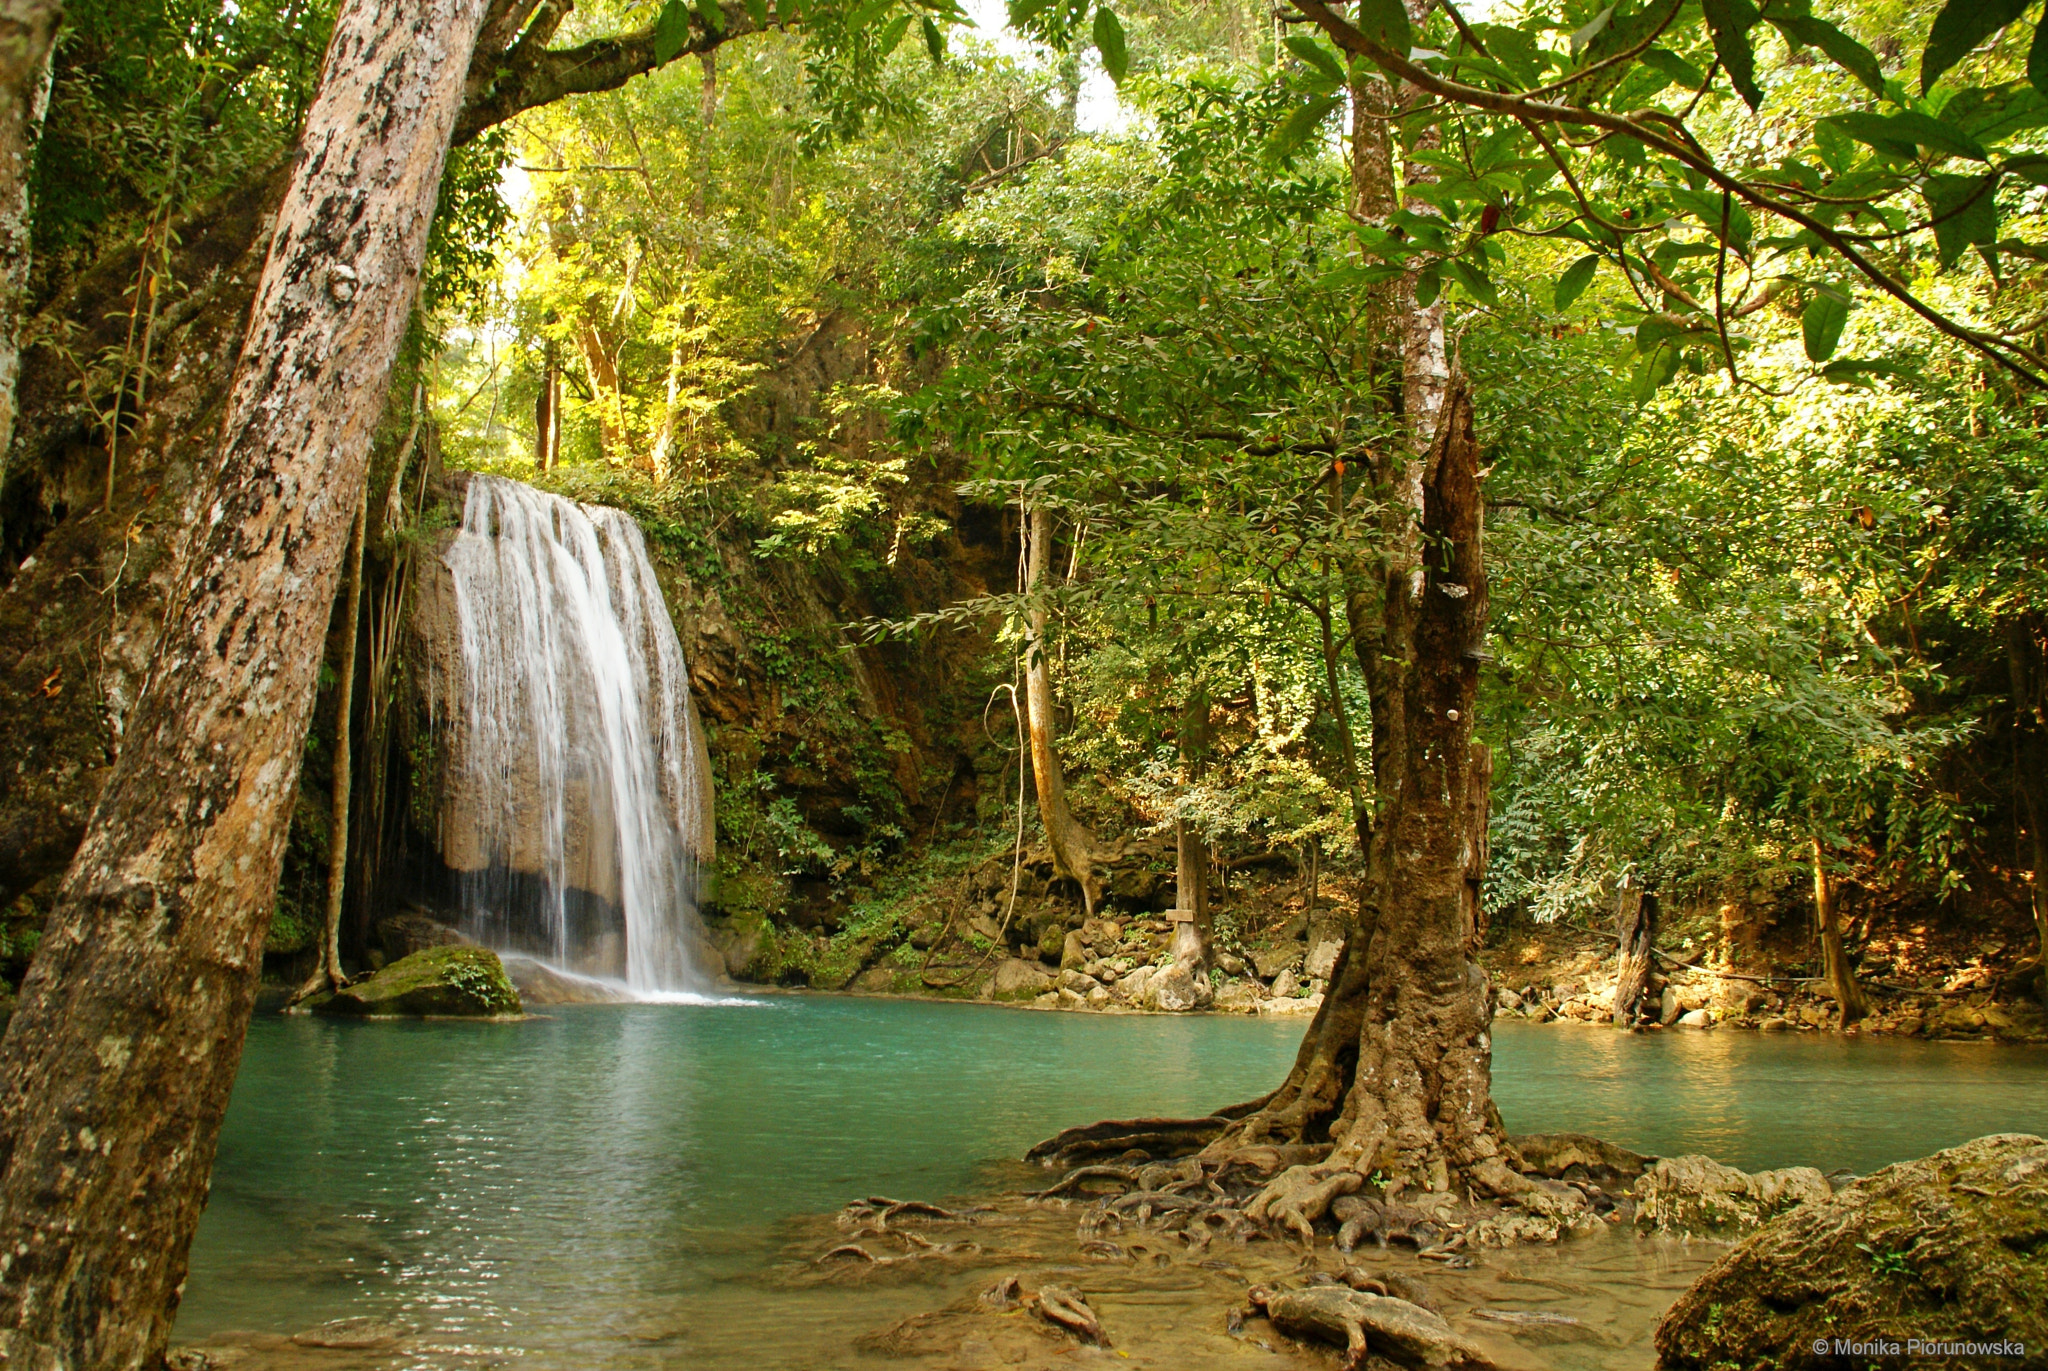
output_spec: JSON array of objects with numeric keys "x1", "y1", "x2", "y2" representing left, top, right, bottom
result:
[{"x1": 436, "y1": 474, "x2": 713, "y2": 995}]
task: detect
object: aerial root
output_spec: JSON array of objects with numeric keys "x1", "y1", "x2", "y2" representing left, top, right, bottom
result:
[{"x1": 835, "y1": 1195, "x2": 986, "y2": 1232}]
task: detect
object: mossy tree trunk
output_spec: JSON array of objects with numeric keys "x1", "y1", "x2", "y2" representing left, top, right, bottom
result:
[
  {"x1": 2011, "y1": 617, "x2": 2048, "y2": 1009},
  {"x1": 0, "y1": 0, "x2": 60, "y2": 469},
  {"x1": 0, "y1": 0, "x2": 489, "y2": 1358}
]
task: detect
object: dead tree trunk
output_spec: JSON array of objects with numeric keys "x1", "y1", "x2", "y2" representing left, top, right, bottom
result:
[
  {"x1": 0, "y1": 0, "x2": 60, "y2": 467},
  {"x1": 0, "y1": 0, "x2": 489, "y2": 1359},
  {"x1": 1022, "y1": 501, "x2": 1103, "y2": 912},
  {"x1": 1810, "y1": 837, "x2": 1867, "y2": 1026},
  {"x1": 1612, "y1": 881, "x2": 1659, "y2": 1027}
]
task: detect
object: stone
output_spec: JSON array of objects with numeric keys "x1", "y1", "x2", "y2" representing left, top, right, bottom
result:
[
  {"x1": 1676, "y1": 1008, "x2": 1709, "y2": 1028},
  {"x1": 725, "y1": 924, "x2": 765, "y2": 980},
  {"x1": 1057, "y1": 987, "x2": 1086, "y2": 1008},
  {"x1": 317, "y1": 946, "x2": 522, "y2": 1018},
  {"x1": 990, "y1": 958, "x2": 1055, "y2": 1001},
  {"x1": 1658, "y1": 984, "x2": 1681, "y2": 1026},
  {"x1": 1085, "y1": 986, "x2": 1111, "y2": 1008},
  {"x1": 853, "y1": 966, "x2": 896, "y2": 993},
  {"x1": 1215, "y1": 951, "x2": 1246, "y2": 977},
  {"x1": 1632, "y1": 1154, "x2": 1831, "y2": 1237},
  {"x1": 1261, "y1": 993, "x2": 1318, "y2": 1016},
  {"x1": 500, "y1": 955, "x2": 633, "y2": 1005},
  {"x1": 1145, "y1": 961, "x2": 1212, "y2": 1012},
  {"x1": 1037, "y1": 922, "x2": 1068, "y2": 962},
  {"x1": 1060, "y1": 929, "x2": 1090, "y2": 971},
  {"x1": 1271, "y1": 968, "x2": 1302, "y2": 1000},
  {"x1": 290, "y1": 1317, "x2": 409, "y2": 1350},
  {"x1": 1057, "y1": 967, "x2": 1101, "y2": 995},
  {"x1": 1120, "y1": 964, "x2": 1155, "y2": 1002},
  {"x1": 1214, "y1": 980, "x2": 1262, "y2": 1013},
  {"x1": 1656, "y1": 1134, "x2": 2048, "y2": 1371},
  {"x1": 967, "y1": 913, "x2": 1004, "y2": 944},
  {"x1": 1253, "y1": 945, "x2": 1302, "y2": 980},
  {"x1": 1496, "y1": 986, "x2": 1524, "y2": 1011},
  {"x1": 375, "y1": 910, "x2": 466, "y2": 958},
  {"x1": 1305, "y1": 935, "x2": 1343, "y2": 980},
  {"x1": 1511, "y1": 1133, "x2": 1653, "y2": 1184},
  {"x1": 1758, "y1": 1015, "x2": 1792, "y2": 1032}
]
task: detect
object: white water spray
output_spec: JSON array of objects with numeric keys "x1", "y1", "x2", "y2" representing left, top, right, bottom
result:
[{"x1": 440, "y1": 474, "x2": 712, "y2": 994}]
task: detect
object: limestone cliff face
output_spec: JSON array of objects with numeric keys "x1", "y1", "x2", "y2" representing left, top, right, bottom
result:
[{"x1": 399, "y1": 473, "x2": 717, "y2": 987}]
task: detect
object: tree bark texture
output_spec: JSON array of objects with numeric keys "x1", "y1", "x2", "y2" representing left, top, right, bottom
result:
[
  {"x1": 1810, "y1": 839, "x2": 1866, "y2": 1026},
  {"x1": 1611, "y1": 882, "x2": 1658, "y2": 1027},
  {"x1": 0, "y1": 0, "x2": 58, "y2": 469},
  {"x1": 0, "y1": 0, "x2": 488, "y2": 1359},
  {"x1": 1170, "y1": 817, "x2": 1211, "y2": 969},
  {"x1": 1022, "y1": 502, "x2": 1103, "y2": 913},
  {"x1": 1208, "y1": 388, "x2": 1538, "y2": 1205},
  {"x1": 318, "y1": 489, "x2": 368, "y2": 994}
]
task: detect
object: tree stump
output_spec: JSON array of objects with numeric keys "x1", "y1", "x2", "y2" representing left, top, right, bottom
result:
[{"x1": 1612, "y1": 883, "x2": 1659, "y2": 1027}]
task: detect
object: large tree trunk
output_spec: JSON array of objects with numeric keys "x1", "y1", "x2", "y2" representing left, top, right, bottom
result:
[
  {"x1": 1810, "y1": 837, "x2": 1866, "y2": 1026},
  {"x1": 1612, "y1": 881, "x2": 1659, "y2": 1026},
  {"x1": 0, "y1": 0, "x2": 60, "y2": 468},
  {"x1": 1021, "y1": 501, "x2": 1103, "y2": 912},
  {"x1": 0, "y1": 0, "x2": 488, "y2": 1359}
]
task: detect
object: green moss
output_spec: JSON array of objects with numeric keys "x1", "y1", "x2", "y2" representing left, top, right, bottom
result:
[{"x1": 318, "y1": 946, "x2": 522, "y2": 1018}]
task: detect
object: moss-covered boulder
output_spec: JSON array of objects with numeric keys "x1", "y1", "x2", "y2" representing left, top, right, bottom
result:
[
  {"x1": 1655, "y1": 1133, "x2": 2048, "y2": 1370},
  {"x1": 317, "y1": 946, "x2": 523, "y2": 1018}
]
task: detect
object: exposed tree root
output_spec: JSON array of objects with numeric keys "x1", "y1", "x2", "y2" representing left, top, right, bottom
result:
[{"x1": 1033, "y1": 1284, "x2": 1107, "y2": 1345}]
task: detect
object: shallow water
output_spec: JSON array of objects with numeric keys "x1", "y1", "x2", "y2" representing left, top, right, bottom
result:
[{"x1": 179, "y1": 999, "x2": 2048, "y2": 1368}]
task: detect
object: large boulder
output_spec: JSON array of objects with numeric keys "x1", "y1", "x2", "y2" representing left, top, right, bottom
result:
[
  {"x1": 988, "y1": 958, "x2": 1055, "y2": 1001},
  {"x1": 1143, "y1": 961, "x2": 1212, "y2": 1012},
  {"x1": 1656, "y1": 1134, "x2": 2048, "y2": 1370},
  {"x1": 501, "y1": 954, "x2": 633, "y2": 1005},
  {"x1": 318, "y1": 946, "x2": 522, "y2": 1018},
  {"x1": 375, "y1": 910, "x2": 467, "y2": 959},
  {"x1": 1633, "y1": 1154, "x2": 1832, "y2": 1237},
  {"x1": 1252, "y1": 944, "x2": 1302, "y2": 980}
]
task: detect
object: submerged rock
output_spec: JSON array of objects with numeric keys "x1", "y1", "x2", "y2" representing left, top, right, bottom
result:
[
  {"x1": 1252, "y1": 1284, "x2": 1497, "y2": 1368},
  {"x1": 501, "y1": 955, "x2": 633, "y2": 1005},
  {"x1": 316, "y1": 946, "x2": 522, "y2": 1018},
  {"x1": 1655, "y1": 1133, "x2": 2048, "y2": 1370},
  {"x1": 1632, "y1": 1154, "x2": 1830, "y2": 1237}
]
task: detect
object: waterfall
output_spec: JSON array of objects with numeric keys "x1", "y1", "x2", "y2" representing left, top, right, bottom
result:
[{"x1": 439, "y1": 474, "x2": 713, "y2": 995}]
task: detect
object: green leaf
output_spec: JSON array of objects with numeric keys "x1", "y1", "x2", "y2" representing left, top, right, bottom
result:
[
  {"x1": 922, "y1": 14, "x2": 946, "y2": 62},
  {"x1": 692, "y1": 0, "x2": 726, "y2": 34},
  {"x1": 1770, "y1": 15, "x2": 1884, "y2": 96},
  {"x1": 1414, "y1": 264, "x2": 1443, "y2": 308},
  {"x1": 1446, "y1": 257, "x2": 1498, "y2": 306},
  {"x1": 1924, "y1": 170, "x2": 2002, "y2": 265},
  {"x1": 1801, "y1": 285, "x2": 1852, "y2": 361},
  {"x1": 1356, "y1": 0, "x2": 1414, "y2": 65},
  {"x1": 1632, "y1": 340, "x2": 1683, "y2": 401},
  {"x1": 1701, "y1": 0, "x2": 1763, "y2": 110},
  {"x1": 1941, "y1": 82, "x2": 2048, "y2": 138},
  {"x1": 877, "y1": 10, "x2": 911, "y2": 53},
  {"x1": 1570, "y1": 3, "x2": 1617, "y2": 54},
  {"x1": 1554, "y1": 253, "x2": 1600, "y2": 310},
  {"x1": 1284, "y1": 34, "x2": 1347, "y2": 89},
  {"x1": 1267, "y1": 93, "x2": 1341, "y2": 160},
  {"x1": 1639, "y1": 47, "x2": 1706, "y2": 89},
  {"x1": 653, "y1": 0, "x2": 695, "y2": 62},
  {"x1": 1008, "y1": 0, "x2": 1057, "y2": 26},
  {"x1": 743, "y1": 0, "x2": 768, "y2": 25},
  {"x1": 2002, "y1": 152, "x2": 2048, "y2": 183},
  {"x1": 2031, "y1": 16, "x2": 2048, "y2": 96},
  {"x1": 1822, "y1": 110, "x2": 1989, "y2": 161},
  {"x1": 1092, "y1": 5, "x2": 1129, "y2": 81},
  {"x1": 1921, "y1": 0, "x2": 2030, "y2": 94}
]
